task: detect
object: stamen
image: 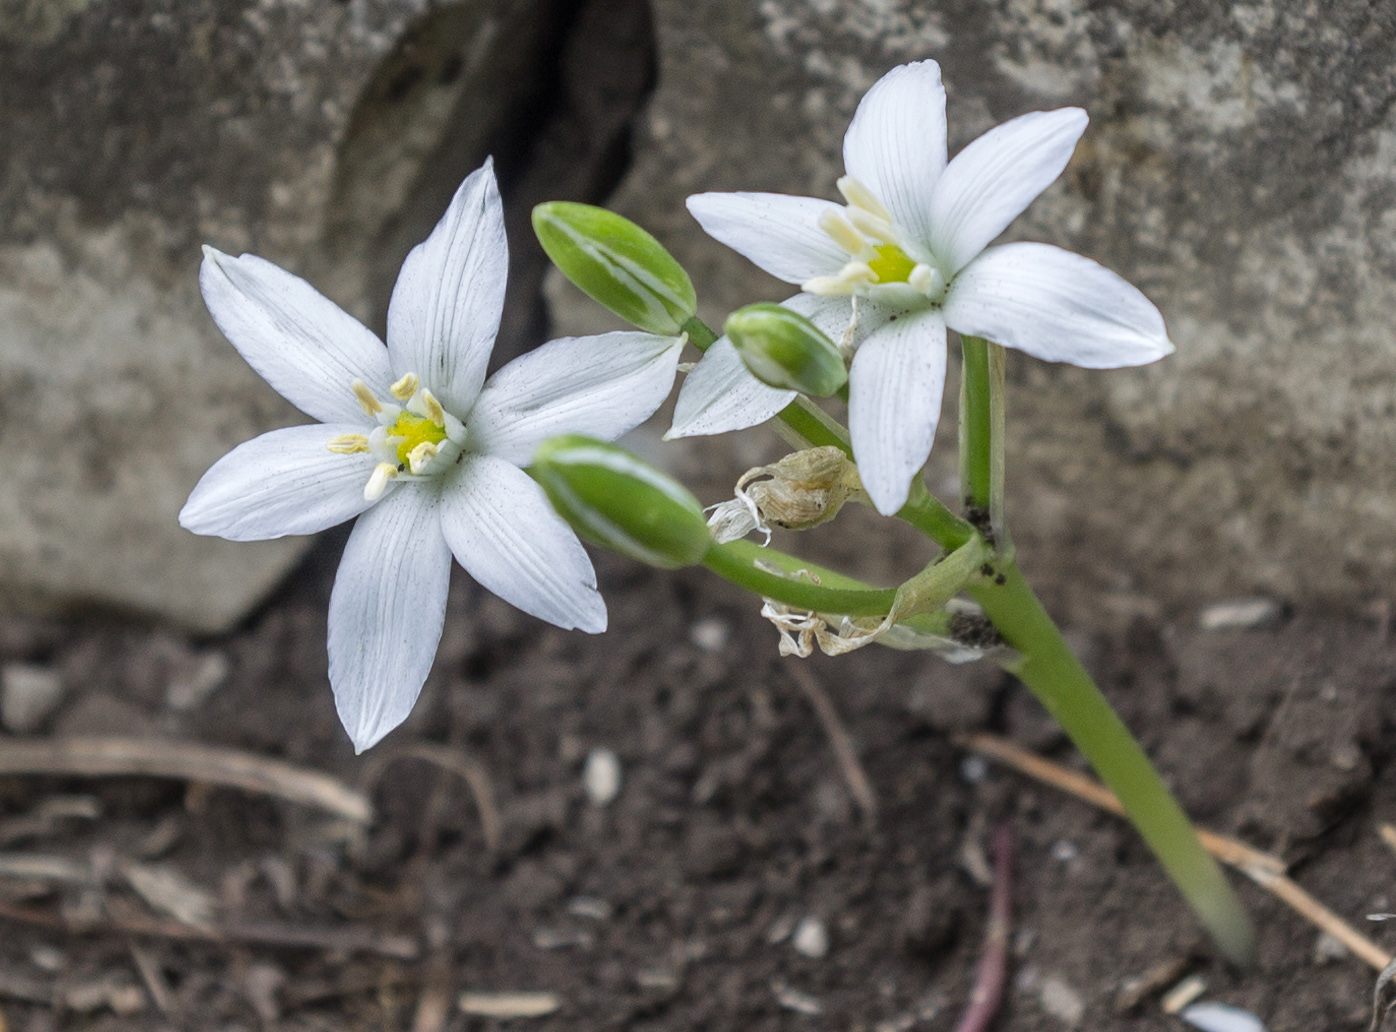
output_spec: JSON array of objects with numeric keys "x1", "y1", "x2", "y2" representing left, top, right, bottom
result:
[
  {"x1": 803, "y1": 262, "x2": 876, "y2": 296},
  {"x1": 389, "y1": 372, "x2": 419, "y2": 401},
  {"x1": 418, "y1": 389, "x2": 447, "y2": 428},
  {"x1": 836, "y1": 176, "x2": 892, "y2": 222},
  {"x1": 364, "y1": 461, "x2": 398, "y2": 502},
  {"x1": 908, "y1": 263, "x2": 944, "y2": 297},
  {"x1": 352, "y1": 379, "x2": 383, "y2": 416},
  {"x1": 817, "y1": 209, "x2": 868, "y2": 256},
  {"x1": 326, "y1": 433, "x2": 370, "y2": 455},
  {"x1": 406, "y1": 441, "x2": 438, "y2": 475},
  {"x1": 845, "y1": 207, "x2": 898, "y2": 246}
]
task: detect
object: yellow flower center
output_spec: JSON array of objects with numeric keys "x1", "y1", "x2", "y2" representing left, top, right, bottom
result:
[
  {"x1": 867, "y1": 243, "x2": 917, "y2": 285},
  {"x1": 387, "y1": 411, "x2": 448, "y2": 467}
]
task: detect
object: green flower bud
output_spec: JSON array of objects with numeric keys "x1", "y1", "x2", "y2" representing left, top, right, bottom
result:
[
  {"x1": 532, "y1": 202, "x2": 697, "y2": 335},
  {"x1": 532, "y1": 435, "x2": 711, "y2": 569},
  {"x1": 725, "y1": 303, "x2": 848, "y2": 397}
]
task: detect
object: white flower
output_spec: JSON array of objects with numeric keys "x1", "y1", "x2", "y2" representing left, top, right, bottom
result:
[
  {"x1": 669, "y1": 59, "x2": 1174, "y2": 516},
  {"x1": 181, "y1": 160, "x2": 683, "y2": 752}
]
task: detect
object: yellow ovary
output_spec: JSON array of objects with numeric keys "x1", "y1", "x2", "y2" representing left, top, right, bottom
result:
[
  {"x1": 867, "y1": 243, "x2": 917, "y2": 284},
  {"x1": 387, "y1": 411, "x2": 448, "y2": 467}
]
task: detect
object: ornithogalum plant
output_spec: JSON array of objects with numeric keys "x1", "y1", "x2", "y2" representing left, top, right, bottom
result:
[
  {"x1": 530, "y1": 60, "x2": 1256, "y2": 966},
  {"x1": 185, "y1": 61, "x2": 1255, "y2": 966}
]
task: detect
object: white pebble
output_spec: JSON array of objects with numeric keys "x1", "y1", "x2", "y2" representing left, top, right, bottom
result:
[
  {"x1": 2, "y1": 663, "x2": 65, "y2": 734},
  {"x1": 1180, "y1": 1002, "x2": 1270, "y2": 1032},
  {"x1": 959, "y1": 755, "x2": 990, "y2": 783},
  {"x1": 772, "y1": 982, "x2": 822, "y2": 1015},
  {"x1": 1038, "y1": 975, "x2": 1084, "y2": 1027},
  {"x1": 1198, "y1": 597, "x2": 1280, "y2": 631},
  {"x1": 583, "y1": 748, "x2": 622, "y2": 806},
  {"x1": 690, "y1": 617, "x2": 730, "y2": 652},
  {"x1": 1050, "y1": 839, "x2": 1078, "y2": 863},
  {"x1": 791, "y1": 915, "x2": 829, "y2": 958}
]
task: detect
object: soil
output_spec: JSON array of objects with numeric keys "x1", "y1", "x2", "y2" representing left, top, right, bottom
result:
[{"x1": 0, "y1": 533, "x2": 1392, "y2": 1032}]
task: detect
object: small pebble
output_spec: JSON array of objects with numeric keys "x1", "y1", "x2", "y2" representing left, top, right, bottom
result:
[
  {"x1": 29, "y1": 945, "x2": 65, "y2": 972},
  {"x1": 583, "y1": 748, "x2": 622, "y2": 806},
  {"x1": 566, "y1": 896, "x2": 613, "y2": 920},
  {"x1": 1038, "y1": 975, "x2": 1084, "y2": 1027},
  {"x1": 1198, "y1": 597, "x2": 1281, "y2": 631},
  {"x1": 772, "y1": 982, "x2": 822, "y2": 1016},
  {"x1": 791, "y1": 915, "x2": 829, "y2": 959},
  {"x1": 690, "y1": 616, "x2": 730, "y2": 652},
  {"x1": 1313, "y1": 931, "x2": 1350, "y2": 963},
  {"x1": 766, "y1": 913, "x2": 797, "y2": 944},
  {"x1": 1050, "y1": 839, "x2": 1078, "y2": 863},
  {"x1": 1180, "y1": 1001, "x2": 1270, "y2": 1032},
  {"x1": 959, "y1": 755, "x2": 990, "y2": 783},
  {"x1": 531, "y1": 927, "x2": 592, "y2": 951},
  {"x1": 1, "y1": 663, "x2": 65, "y2": 733}
]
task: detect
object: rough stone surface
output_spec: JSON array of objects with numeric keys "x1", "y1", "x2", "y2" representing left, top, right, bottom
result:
[
  {"x1": 0, "y1": 0, "x2": 652, "y2": 630},
  {"x1": 550, "y1": 0, "x2": 1396, "y2": 627}
]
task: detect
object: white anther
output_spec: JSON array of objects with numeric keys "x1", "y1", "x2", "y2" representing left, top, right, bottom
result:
[
  {"x1": 352, "y1": 379, "x2": 384, "y2": 416},
  {"x1": 817, "y1": 208, "x2": 869, "y2": 256},
  {"x1": 908, "y1": 263, "x2": 943, "y2": 297},
  {"x1": 406, "y1": 441, "x2": 439, "y2": 475},
  {"x1": 845, "y1": 206, "x2": 898, "y2": 246},
  {"x1": 389, "y1": 372, "x2": 419, "y2": 401},
  {"x1": 326, "y1": 433, "x2": 370, "y2": 455},
  {"x1": 836, "y1": 176, "x2": 892, "y2": 222},
  {"x1": 363, "y1": 461, "x2": 398, "y2": 502}
]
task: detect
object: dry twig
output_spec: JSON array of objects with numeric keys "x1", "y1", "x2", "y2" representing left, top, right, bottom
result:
[
  {"x1": 959, "y1": 732, "x2": 1391, "y2": 971},
  {"x1": 0, "y1": 899, "x2": 417, "y2": 959},
  {"x1": 0, "y1": 737, "x2": 371, "y2": 823},
  {"x1": 785, "y1": 663, "x2": 878, "y2": 827}
]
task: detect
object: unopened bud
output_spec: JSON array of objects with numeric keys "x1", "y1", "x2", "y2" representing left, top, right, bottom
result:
[
  {"x1": 533, "y1": 202, "x2": 697, "y2": 335},
  {"x1": 532, "y1": 435, "x2": 711, "y2": 569},
  {"x1": 724, "y1": 303, "x2": 848, "y2": 397}
]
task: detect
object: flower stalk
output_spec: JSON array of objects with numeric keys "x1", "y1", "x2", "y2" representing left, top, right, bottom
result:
[{"x1": 958, "y1": 334, "x2": 1256, "y2": 968}]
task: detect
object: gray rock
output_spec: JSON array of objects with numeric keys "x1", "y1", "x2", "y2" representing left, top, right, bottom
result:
[
  {"x1": 551, "y1": 0, "x2": 1396, "y2": 627},
  {"x1": 0, "y1": 0, "x2": 653, "y2": 631}
]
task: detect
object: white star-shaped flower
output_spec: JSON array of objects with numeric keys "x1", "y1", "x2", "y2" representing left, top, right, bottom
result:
[
  {"x1": 181, "y1": 160, "x2": 682, "y2": 751},
  {"x1": 669, "y1": 60, "x2": 1174, "y2": 516}
]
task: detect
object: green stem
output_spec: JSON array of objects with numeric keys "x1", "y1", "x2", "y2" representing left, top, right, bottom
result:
[
  {"x1": 703, "y1": 539, "x2": 897, "y2": 616},
  {"x1": 960, "y1": 335, "x2": 993, "y2": 511},
  {"x1": 969, "y1": 565, "x2": 1256, "y2": 967},
  {"x1": 900, "y1": 479, "x2": 975, "y2": 550},
  {"x1": 681, "y1": 316, "x2": 718, "y2": 351}
]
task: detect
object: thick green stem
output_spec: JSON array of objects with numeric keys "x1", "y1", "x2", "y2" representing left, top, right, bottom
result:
[
  {"x1": 681, "y1": 316, "x2": 719, "y2": 351},
  {"x1": 969, "y1": 564, "x2": 1256, "y2": 968},
  {"x1": 703, "y1": 539, "x2": 896, "y2": 616}
]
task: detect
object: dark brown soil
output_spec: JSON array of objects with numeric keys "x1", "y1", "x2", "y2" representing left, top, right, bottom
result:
[{"x1": 0, "y1": 535, "x2": 1393, "y2": 1031}]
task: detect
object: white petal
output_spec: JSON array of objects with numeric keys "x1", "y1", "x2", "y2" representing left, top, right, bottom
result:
[
  {"x1": 848, "y1": 310, "x2": 947, "y2": 515},
  {"x1": 469, "y1": 332, "x2": 682, "y2": 465},
  {"x1": 686, "y1": 192, "x2": 848, "y2": 285},
  {"x1": 668, "y1": 337, "x2": 796, "y2": 438},
  {"x1": 927, "y1": 108, "x2": 1088, "y2": 274},
  {"x1": 843, "y1": 59, "x2": 948, "y2": 245},
  {"x1": 386, "y1": 160, "x2": 507, "y2": 415},
  {"x1": 327, "y1": 488, "x2": 451, "y2": 753},
  {"x1": 180, "y1": 423, "x2": 379, "y2": 541},
  {"x1": 200, "y1": 248, "x2": 394, "y2": 424},
  {"x1": 440, "y1": 455, "x2": 606, "y2": 633},
  {"x1": 943, "y1": 243, "x2": 1174, "y2": 368}
]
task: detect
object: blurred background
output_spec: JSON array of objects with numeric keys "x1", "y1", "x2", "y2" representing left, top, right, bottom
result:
[{"x1": 1, "y1": 1, "x2": 1395, "y2": 1029}]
